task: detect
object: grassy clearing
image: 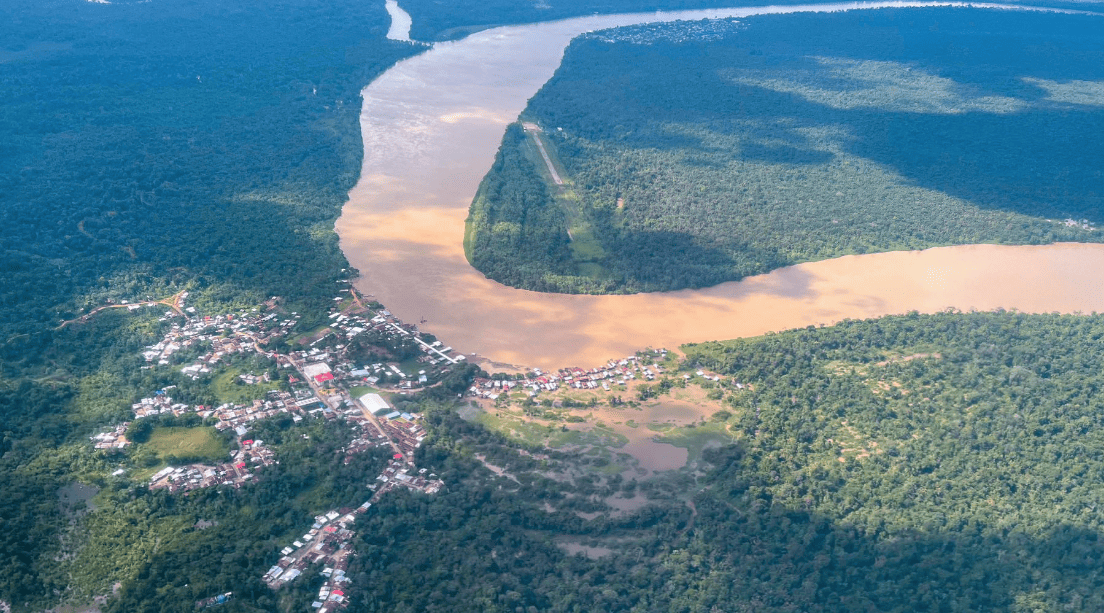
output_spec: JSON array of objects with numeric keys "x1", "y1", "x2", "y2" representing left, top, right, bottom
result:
[
  {"x1": 143, "y1": 427, "x2": 229, "y2": 463},
  {"x1": 348, "y1": 385, "x2": 395, "y2": 402},
  {"x1": 477, "y1": 411, "x2": 555, "y2": 447},
  {"x1": 212, "y1": 367, "x2": 282, "y2": 404}
]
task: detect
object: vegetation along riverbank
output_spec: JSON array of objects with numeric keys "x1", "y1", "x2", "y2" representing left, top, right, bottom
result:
[{"x1": 467, "y1": 8, "x2": 1104, "y2": 293}]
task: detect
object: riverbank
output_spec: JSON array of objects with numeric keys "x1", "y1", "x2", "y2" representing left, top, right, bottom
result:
[{"x1": 337, "y1": 2, "x2": 1104, "y2": 370}]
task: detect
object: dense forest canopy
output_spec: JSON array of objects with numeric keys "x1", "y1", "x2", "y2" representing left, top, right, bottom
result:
[
  {"x1": 466, "y1": 8, "x2": 1104, "y2": 293},
  {"x1": 0, "y1": 0, "x2": 420, "y2": 609},
  {"x1": 335, "y1": 311, "x2": 1104, "y2": 612},
  {"x1": 0, "y1": 0, "x2": 420, "y2": 374},
  {"x1": 399, "y1": 0, "x2": 1104, "y2": 40}
]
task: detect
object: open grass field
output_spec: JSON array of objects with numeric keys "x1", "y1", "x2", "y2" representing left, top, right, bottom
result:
[
  {"x1": 212, "y1": 367, "x2": 282, "y2": 404},
  {"x1": 143, "y1": 427, "x2": 229, "y2": 463}
]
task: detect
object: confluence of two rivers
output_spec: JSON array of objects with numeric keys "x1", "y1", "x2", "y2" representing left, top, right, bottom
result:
[{"x1": 336, "y1": 1, "x2": 1104, "y2": 370}]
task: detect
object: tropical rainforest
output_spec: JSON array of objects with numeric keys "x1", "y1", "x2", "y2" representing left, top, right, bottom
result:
[
  {"x1": 467, "y1": 8, "x2": 1104, "y2": 293},
  {"x1": 354, "y1": 311, "x2": 1104, "y2": 612},
  {"x1": 7, "y1": 1, "x2": 1104, "y2": 612},
  {"x1": 399, "y1": 0, "x2": 1103, "y2": 40},
  {"x1": 82, "y1": 310, "x2": 1104, "y2": 612}
]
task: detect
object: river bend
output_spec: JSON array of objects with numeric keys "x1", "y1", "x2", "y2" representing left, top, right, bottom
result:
[{"x1": 339, "y1": 1, "x2": 1104, "y2": 369}]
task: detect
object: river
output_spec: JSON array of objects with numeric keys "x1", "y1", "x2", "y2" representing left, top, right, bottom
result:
[
  {"x1": 384, "y1": 0, "x2": 412, "y2": 42},
  {"x1": 340, "y1": 1, "x2": 1104, "y2": 370}
]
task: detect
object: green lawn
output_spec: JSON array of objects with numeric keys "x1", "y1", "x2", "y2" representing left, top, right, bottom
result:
[
  {"x1": 212, "y1": 367, "x2": 282, "y2": 404},
  {"x1": 348, "y1": 385, "x2": 392, "y2": 400},
  {"x1": 143, "y1": 427, "x2": 229, "y2": 464}
]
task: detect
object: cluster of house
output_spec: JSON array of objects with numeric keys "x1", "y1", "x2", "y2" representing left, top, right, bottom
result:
[
  {"x1": 148, "y1": 438, "x2": 277, "y2": 493},
  {"x1": 323, "y1": 306, "x2": 465, "y2": 369},
  {"x1": 375, "y1": 459, "x2": 443, "y2": 495},
  {"x1": 289, "y1": 348, "x2": 431, "y2": 395},
  {"x1": 264, "y1": 457, "x2": 444, "y2": 611},
  {"x1": 375, "y1": 413, "x2": 427, "y2": 459},
  {"x1": 326, "y1": 306, "x2": 395, "y2": 342},
  {"x1": 469, "y1": 354, "x2": 667, "y2": 400},
  {"x1": 177, "y1": 334, "x2": 256, "y2": 379},
  {"x1": 195, "y1": 592, "x2": 232, "y2": 609},
  {"x1": 691, "y1": 369, "x2": 733, "y2": 385},
  {"x1": 140, "y1": 303, "x2": 295, "y2": 377},
  {"x1": 90, "y1": 423, "x2": 130, "y2": 450},
  {"x1": 341, "y1": 427, "x2": 386, "y2": 464},
  {"x1": 119, "y1": 388, "x2": 308, "y2": 432},
  {"x1": 1060, "y1": 218, "x2": 1096, "y2": 231},
  {"x1": 206, "y1": 391, "x2": 304, "y2": 435},
  {"x1": 130, "y1": 388, "x2": 188, "y2": 418},
  {"x1": 263, "y1": 507, "x2": 361, "y2": 610}
]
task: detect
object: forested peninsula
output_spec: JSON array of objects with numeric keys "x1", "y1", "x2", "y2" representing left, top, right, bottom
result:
[
  {"x1": 400, "y1": 0, "x2": 1104, "y2": 40},
  {"x1": 466, "y1": 8, "x2": 1104, "y2": 294}
]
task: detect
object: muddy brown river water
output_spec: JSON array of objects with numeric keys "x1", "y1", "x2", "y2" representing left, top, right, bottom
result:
[{"x1": 338, "y1": 2, "x2": 1104, "y2": 370}]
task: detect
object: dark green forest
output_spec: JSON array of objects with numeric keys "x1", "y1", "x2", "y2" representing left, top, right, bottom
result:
[
  {"x1": 0, "y1": 0, "x2": 420, "y2": 373},
  {"x1": 468, "y1": 8, "x2": 1104, "y2": 293},
  {"x1": 399, "y1": 0, "x2": 1104, "y2": 41},
  {"x1": 0, "y1": 0, "x2": 420, "y2": 609},
  {"x1": 332, "y1": 311, "x2": 1104, "y2": 612}
]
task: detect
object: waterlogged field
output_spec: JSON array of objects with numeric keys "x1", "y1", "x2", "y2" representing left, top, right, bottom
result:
[{"x1": 465, "y1": 372, "x2": 738, "y2": 478}]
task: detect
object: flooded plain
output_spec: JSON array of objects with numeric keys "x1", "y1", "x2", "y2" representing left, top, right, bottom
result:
[{"x1": 338, "y1": 2, "x2": 1104, "y2": 370}]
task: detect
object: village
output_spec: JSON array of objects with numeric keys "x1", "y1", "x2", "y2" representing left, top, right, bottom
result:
[
  {"x1": 262, "y1": 457, "x2": 443, "y2": 611},
  {"x1": 466, "y1": 351, "x2": 734, "y2": 404},
  {"x1": 82, "y1": 282, "x2": 746, "y2": 612},
  {"x1": 81, "y1": 282, "x2": 749, "y2": 612},
  {"x1": 88, "y1": 285, "x2": 459, "y2": 611},
  {"x1": 467, "y1": 354, "x2": 666, "y2": 400}
]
